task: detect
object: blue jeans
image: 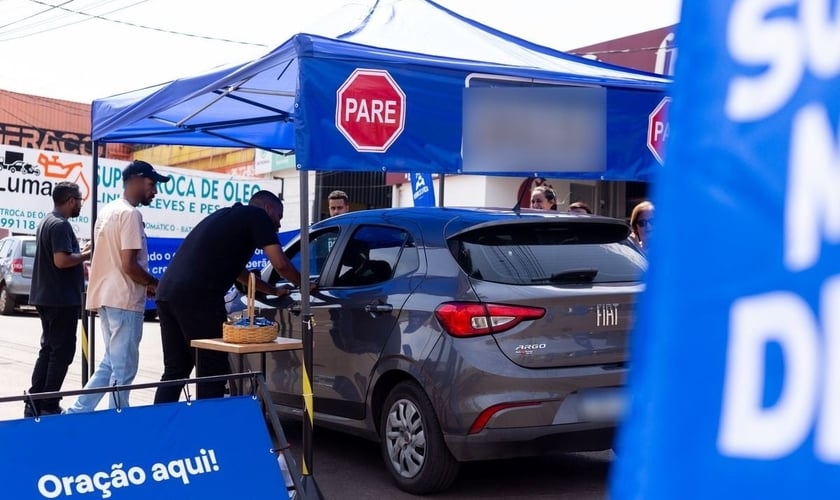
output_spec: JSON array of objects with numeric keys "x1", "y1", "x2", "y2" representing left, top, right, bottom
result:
[{"x1": 66, "y1": 307, "x2": 143, "y2": 413}]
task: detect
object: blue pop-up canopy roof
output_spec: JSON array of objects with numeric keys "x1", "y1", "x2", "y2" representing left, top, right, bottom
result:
[{"x1": 91, "y1": 0, "x2": 671, "y2": 181}]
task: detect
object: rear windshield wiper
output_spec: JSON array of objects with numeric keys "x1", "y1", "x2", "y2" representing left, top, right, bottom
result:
[{"x1": 531, "y1": 268, "x2": 598, "y2": 283}]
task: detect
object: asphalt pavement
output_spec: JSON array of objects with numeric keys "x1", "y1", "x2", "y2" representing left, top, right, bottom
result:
[{"x1": 0, "y1": 310, "x2": 613, "y2": 499}]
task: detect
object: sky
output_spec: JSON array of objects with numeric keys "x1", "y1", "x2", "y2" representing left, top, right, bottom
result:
[{"x1": 0, "y1": 0, "x2": 681, "y2": 103}]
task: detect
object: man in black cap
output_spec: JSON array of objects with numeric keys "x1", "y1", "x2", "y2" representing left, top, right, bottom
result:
[
  {"x1": 121, "y1": 159, "x2": 171, "y2": 186},
  {"x1": 66, "y1": 160, "x2": 168, "y2": 413},
  {"x1": 153, "y1": 190, "x2": 305, "y2": 403}
]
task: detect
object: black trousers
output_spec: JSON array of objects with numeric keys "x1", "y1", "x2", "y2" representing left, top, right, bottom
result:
[
  {"x1": 29, "y1": 305, "x2": 79, "y2": 411},
  {"x1": 153, "y1": 301, "x2": 229, "y2": 403}
]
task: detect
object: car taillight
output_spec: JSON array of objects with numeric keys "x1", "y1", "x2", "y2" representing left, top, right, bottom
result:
[
  {"x1": 11, "y1": 258, "x2": 23, "y2": 274},
  {"x1": 434, "y1": 302, "x2": 545, "y2": 337}
]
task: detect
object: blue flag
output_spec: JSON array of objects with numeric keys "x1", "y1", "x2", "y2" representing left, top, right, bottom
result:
[
  {"x1": 611, "y1": 2, "x2": 840, "y2": 499},
  {"x1": 410, "y1": 172, "x2": 435, "y2": 207}
]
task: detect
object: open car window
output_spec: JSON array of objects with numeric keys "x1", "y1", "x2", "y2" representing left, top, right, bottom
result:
[
  {"x1": 266, "y1": 227, "x2": 340, "y2": 285},
  {"x1": 333, "y1": 225, "x2": 416, "y2": 287}
]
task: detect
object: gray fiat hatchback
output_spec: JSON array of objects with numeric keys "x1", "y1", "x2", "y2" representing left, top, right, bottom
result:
[{"x1": 261, "y1": 207, "x2": 646, "y2": 494}]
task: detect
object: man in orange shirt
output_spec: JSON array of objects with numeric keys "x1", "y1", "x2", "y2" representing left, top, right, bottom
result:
[{"x1": 66, "y1": 160, "x2": 168, "y2": 413}]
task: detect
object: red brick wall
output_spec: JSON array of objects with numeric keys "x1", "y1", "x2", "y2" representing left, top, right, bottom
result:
[{"x1": 0, "y1": 89, "x2": 129, "y2": 159}]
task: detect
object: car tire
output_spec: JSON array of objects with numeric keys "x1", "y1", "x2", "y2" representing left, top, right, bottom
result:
[
  {"x1": 0, "y1": 285, "x2": 15, "y2": 315},
  {"x1": 379, "y1": 381, "x2": 459, "y2": 495}
]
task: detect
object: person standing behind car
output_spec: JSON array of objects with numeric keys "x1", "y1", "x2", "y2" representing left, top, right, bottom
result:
[
  {"x1": 66, "y1": 161, "x2": 169, "y2": 413},
  {"x1": 327, "y1": 190, "x2": 351, "y2": 217},
  {"x1": 629, "y1": 200, "x2": 655, "y2": 253},
  {"x1": 530, "y1": 185, "x2": 558, "y2": 211},
  {"x1": 568, "y1": 201, "x2": 593, "y2": 214},
  {"x1": 25, "y1": 181, "x2": 91, "y2": 417},
  {"x1": 153, "y1": 190, "x2": 306, "y2": 404}
]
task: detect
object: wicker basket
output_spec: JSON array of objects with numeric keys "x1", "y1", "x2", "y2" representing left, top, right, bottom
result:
[{"x1": 222, "y1": 273, "x2": 277, "y2": 344}]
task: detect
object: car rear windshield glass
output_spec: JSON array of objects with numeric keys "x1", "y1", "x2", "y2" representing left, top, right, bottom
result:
[
  {"x1": 449, "y1": 222, "x2": 647, "y2": 285},
  {"x1": 22, "y1": 241, "x2": 36, "y2": 258}
]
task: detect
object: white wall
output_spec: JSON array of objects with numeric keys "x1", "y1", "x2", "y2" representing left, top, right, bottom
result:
[{"x1": 275, "y1": 170, "x2": 317, "y2": 230}]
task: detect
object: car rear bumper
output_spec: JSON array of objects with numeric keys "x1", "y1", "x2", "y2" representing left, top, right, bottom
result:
[
  {"x1": 445, "y1": 423, "x2": 615, "y2": 462},
  {"x1": 422, "y1": 334, "x2": 627, "y2": 461},
  {"x1": 4, "y1": 275, "x2": 31, "y2": 297}
]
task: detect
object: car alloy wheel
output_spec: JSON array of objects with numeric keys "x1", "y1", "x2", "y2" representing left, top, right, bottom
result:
[
  {"x1": 385, "y1": 397, "x2": 426, "y2": 478},
  {"x1": 379, "y1": 381, "x2": 459, "y2": 494}
]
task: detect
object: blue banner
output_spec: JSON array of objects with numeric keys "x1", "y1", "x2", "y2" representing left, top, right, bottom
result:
[
  {"x1": 409, "y1": 172, "x2": 435, "y2": 207},
  {"x1": 612, "y1": 2, "x2": 840, "y2": 499},
  {"x1": 0, "y1": 397, "x2": 286, "y2": 499},
  {"x1": 296, "y1": 58, "x2": 666, "y2": 181}
]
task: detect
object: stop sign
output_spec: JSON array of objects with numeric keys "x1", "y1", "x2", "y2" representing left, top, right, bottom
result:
[
  {"x1": 336, "y1": 69, "x2": 406, "y2": 152},
  {"x1": 647, "y1": 96, "x2": 671, "y2": 165}
]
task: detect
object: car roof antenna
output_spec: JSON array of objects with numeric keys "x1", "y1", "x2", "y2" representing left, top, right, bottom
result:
[{"x1": 512, "y1": 176, "x2": 536, "y2": 215}]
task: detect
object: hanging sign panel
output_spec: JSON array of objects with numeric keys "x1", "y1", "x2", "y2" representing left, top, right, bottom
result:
[{"x1": 462, "y1": 85, "x2": 607, "y2": 174}]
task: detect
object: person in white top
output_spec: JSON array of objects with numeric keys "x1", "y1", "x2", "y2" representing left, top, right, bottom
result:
[{"x1": 66, "y1": 160, "x2": 169, "y2": 413}]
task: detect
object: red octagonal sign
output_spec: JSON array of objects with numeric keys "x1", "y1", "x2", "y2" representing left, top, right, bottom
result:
[
  {"x1": 647, "y1": 96, "x2": 671, "y2": 165},
  {"x1": 336, "y1": 69, "x2": 406, "y2": 152}
]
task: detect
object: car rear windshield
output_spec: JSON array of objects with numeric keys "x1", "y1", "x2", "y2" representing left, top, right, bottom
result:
[
  {"x1": 22, "y1": 241, "x2": 36, "y2": 258},
  {"x1": 448, "y1": 222, "x2": 647, "y2": 285}
]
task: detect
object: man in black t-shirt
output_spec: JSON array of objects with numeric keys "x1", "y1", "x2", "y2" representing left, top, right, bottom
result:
[
  {"x1": 154, "y1": 190, "x2": 304, "y2": 403},
  {"x1": 26, "y1": 181, "x2": 92, "y2": 417}
]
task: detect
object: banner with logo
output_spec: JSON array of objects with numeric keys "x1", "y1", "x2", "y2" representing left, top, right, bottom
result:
[
  {"x1": 409, "y1": 172, "x2": 435, "y2": 207},
  {"x1": 611, "y1": 2, "x2": 840, "y2": 499},
  {"x1": 296, "y1": 58, "x2": 667, "y2": 181},
  {"x1": 0, "y1": 145, "x2": 285, "y2": 239},
  {"x1": 0, "y1": 397, "x2": 287, "y2": 499}
]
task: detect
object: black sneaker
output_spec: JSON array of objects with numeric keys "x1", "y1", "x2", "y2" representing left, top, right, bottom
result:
[
  {"x1": 24, "y1": 403, "x2": 63, "y2": 417},
  {"x1": 40, "y1": 406, "x2": 63, "y2": 416}
]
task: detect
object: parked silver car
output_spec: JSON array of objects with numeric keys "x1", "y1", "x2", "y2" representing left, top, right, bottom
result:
[
  {"x1": 260, "y1": 207, "x2": 647, "y2": 494},
  {"x1": 0, "y1": 235, "x2": 36, "y2": 314}
]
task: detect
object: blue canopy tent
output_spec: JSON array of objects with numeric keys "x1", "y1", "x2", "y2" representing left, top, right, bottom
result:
[
  {"x1": 92, "y1": 0, "x2": 670, "y2": 180},
  {"x1": 89, "y1": 1, "x2": 671, "y2": 495}
]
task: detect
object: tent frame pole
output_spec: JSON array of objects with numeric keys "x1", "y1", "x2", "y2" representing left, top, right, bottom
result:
[
  {"x1": 82, "y1": 143, "x2": 100, "y2": 386},
  {"x1": 298, "y1": 169, "x2": 323, "y2": 498}
]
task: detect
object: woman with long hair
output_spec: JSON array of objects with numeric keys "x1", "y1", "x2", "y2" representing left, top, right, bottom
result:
[{"x1": 629, "y1": 200, "x2": 654, "y2": 252}]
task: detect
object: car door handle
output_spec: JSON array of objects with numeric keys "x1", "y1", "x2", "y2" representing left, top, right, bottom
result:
[{"x1": 365, "y1": 303, "x2": 393, "y2": 314}]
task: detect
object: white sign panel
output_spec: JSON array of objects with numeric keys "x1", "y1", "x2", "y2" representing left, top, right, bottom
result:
[{"x1": 0, "y1": 145, "x2": 285, "y2": 239}]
